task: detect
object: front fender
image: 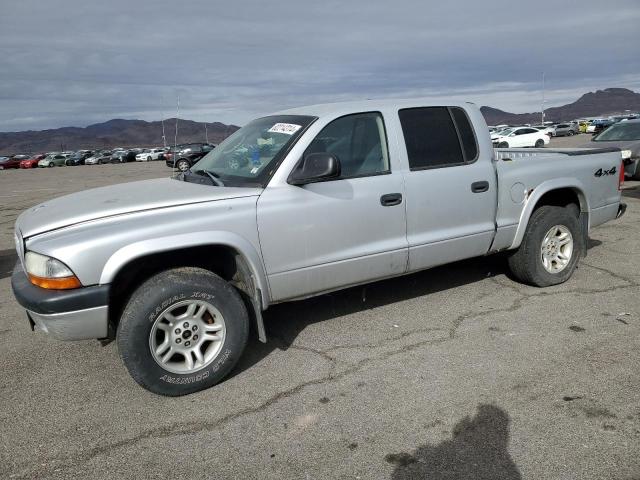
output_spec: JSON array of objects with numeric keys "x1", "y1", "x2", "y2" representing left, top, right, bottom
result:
[
  {"x1": 510, "y1": 178, "x2": 590, "y2": 250},
  {"x1": 99, "y1": 231, "x2": 271, "y2": 308}
]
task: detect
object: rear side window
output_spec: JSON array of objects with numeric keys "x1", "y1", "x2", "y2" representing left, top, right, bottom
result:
[
  {"x1": 399, "y1": 106, "x2": 478, "y2": 170},
  {"x1": 450, "y1": 107, "x2": 478, "y2": 161}
]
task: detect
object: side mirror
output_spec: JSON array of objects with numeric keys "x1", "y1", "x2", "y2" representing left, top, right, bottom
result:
[{"x1": 288, "y1": 153, "x2": 341, "y2": 185}]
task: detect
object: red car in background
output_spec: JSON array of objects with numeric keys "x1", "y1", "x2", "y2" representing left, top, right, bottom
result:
[
  {"x1": 0, "y1": 155, "x2": 30, "y2": 170},
  {"x1": 20, "y1": 153, "x2": 46, "y2": 168}
]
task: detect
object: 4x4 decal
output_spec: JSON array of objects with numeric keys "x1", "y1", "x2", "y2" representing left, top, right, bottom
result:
[{"x1": 594, "y1": 166, "x2": 617, "y2": 177}]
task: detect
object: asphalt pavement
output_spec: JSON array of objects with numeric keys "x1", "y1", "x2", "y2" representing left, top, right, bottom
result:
[{"x1": 0, "y1": 137, "x2": 639, "y2": 479}]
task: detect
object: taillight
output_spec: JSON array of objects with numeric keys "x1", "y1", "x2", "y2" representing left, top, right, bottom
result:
[{"x1": 618, "y1": 160, "x2": 625, "y2": 191}]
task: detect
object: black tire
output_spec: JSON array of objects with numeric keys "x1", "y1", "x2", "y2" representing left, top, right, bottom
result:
[
  {"x1": 535, "y1": 139, "x2": 545, "y2": 148},
  {"x1": 632, "y1": 161, "x2": 640, "y2": 181},
  {"x1": 507, "y1": 205, "x2": 584, "y2": 287},
  {"x1": 176, "y1": 159, "x2": 190, "y2": 171},
  {"x1": 497, "y1": 142, "x2": 509, "y2": 148},
  {"x1": 48, "y1": 163, "x2": 54, "y2": 167},
  {"x1": 117, "y1": 267, "x2": 249, "y2": 396},
  {"x1": 147, "y1": 156, "x2": 152, "y2": 162}
]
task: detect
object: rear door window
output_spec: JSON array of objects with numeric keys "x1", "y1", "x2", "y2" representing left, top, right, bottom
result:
[{"x1": 399, "y1": 106, "x2": 478, "y2": 170}]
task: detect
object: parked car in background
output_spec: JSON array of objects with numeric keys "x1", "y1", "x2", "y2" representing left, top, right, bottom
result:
[
  {"x1": 65, "y1": 150, "x2": 94, "y2": 166},
  {"x1": 533, "y1": 125, "x2": 555, "y2": 137},
  {"x1": 111, "y1": 149, "x2": 140, "y2": 163},
  {"x1": 136, "y1": 148, "x2": 166, "y2": 161},
  {"x1": 578, "y1": 121, "x2": 590, "y2": 133},
  {"x1": 165, "y1": 143, "x2": 215, "y2": 171},
  {"x1": 586, "y1": 119, "x2": 613, "y2": 134},
  {"x1": 492, "y1": 127, "x2": 550, "y2": 148},
  {"x1": 585, "y1": 118, "x2": 640, "y2": 179},
  {"x1": 85, "y1": 151, "x2": 113, "y2": 165},
  {"x1": 163, "y1": 144, "x2": 187, "y2": 166},
  {"x1": 553, "y1": 123, "x2": 579, "y2": 137},
  {"x1": 0, "y1": 155, "x2": 27, "y2": 169},
  {"x1": 20, "y1": 154, "x2": 47, "y2": 168},
  {"x1": 38, "y1": 153, "x2": 69, "y2": 167},
  {"x1": 592, "y1": 119, "x2": 615, "y2": 135}
]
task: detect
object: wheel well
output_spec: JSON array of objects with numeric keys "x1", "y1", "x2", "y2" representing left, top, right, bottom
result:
[
  {"x1": 533, "y1": 188, "x2": 582, "y2": 214},
  {"x1": 107, "y1": 245, "x2": 257, "y2": 331}
]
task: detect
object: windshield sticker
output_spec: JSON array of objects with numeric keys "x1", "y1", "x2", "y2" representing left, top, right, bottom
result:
[{"x1": 268, "y1": 123, "x2": 302, "y2": 135}]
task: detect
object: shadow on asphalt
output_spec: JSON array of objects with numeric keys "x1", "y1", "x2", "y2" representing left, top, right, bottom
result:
[
  {"x1": 233, "y1": 235, "x2": 606, "y2": 378},
  {"x1": 0, "y1": 249, "x2": 17, "y2": 280},
  {"x1": 622, "y1": 185, "x2": 639, "y2": 200},
  {"x1": 233, "y1": 254, "x2": 507, "y2": 377},
  {"x1": 387, "y1": 404, "x2": 522, "y2": 480}
]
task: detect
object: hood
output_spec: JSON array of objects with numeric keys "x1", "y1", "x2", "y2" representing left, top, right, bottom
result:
[
  {"x1": 581, "y1": 139, "x2": 640, "y2": 154},
  {"x1": 16, "y1": 178, "x2": 262, "y2": 238}
]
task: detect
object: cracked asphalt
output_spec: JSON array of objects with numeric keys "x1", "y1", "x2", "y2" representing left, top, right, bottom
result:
[{"x1": 1, "y1": 139, "x2": 639, "y2": 479}]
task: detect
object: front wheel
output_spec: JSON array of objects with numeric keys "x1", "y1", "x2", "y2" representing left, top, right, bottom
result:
[
  {"x1": 147, "y1": 156, "x2": 152, "y2": 162},
  {"x1": 507, "y1": 205, "x2": 584, "y2": 287},
  {"x1": 497, "y1": 141, "x2": 509, "y2": 148},
  {"x1": 176, "y1": 159, "x2": 190, "y2": 171},
  {"x1": 117, "y1": 267, "x2": 249, "y2": 396},
  {"x1": 535, "y1": 139, "x2": 545, "y2": 148},
  {"x1": 48, "y1": 163, "x2": 54, "y2": 167}
]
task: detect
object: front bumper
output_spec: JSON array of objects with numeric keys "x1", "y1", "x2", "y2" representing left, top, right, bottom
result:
[{"x1": 11, "y1": 262, "x2": 110, "y2": 340}]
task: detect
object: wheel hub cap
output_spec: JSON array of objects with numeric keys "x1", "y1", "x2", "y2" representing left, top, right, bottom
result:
[
  {"x1": 149, "y1": 299, "x2": 226, "y2": 374},
  {"x1": 541, "y1": 225, "x2": 573, "y2": 274}
]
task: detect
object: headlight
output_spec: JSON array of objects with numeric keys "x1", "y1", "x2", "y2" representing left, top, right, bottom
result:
[
  {"x1": 621, "y1": 149, "x2": 632, "y2": 160},
  {"x1": 24, "y1": 251, "x2": 81, "y2": 289}
]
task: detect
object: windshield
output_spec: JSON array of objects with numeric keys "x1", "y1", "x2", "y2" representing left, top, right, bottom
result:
[
  {"x1": 593, "y1": 122, "x2": 640, "y2": 142},
  {"x1": 191, "y1": 114, "x2": 316, "y2": 187},
  {"x1": 496, "y1": 128, "x2": 513, "y2": 136}
]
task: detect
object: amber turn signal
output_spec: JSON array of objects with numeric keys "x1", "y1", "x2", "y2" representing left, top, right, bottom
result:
[{"x1": 28, "y1": 273, "x2": 82, "y2": 290}]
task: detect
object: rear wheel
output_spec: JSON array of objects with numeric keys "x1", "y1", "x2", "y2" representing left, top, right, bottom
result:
[
  {"x1": 535, "y1": 139, "x2": 545, "y2": 148},
  {"x1": 508, "y1": 205, "x2": 583, "y2": 287},
  {"x1": 117, "y1": 267, "x2": 249, "y2": 396}
]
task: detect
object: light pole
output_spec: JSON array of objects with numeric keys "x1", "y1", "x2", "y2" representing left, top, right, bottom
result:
[{"x1": 541, "y1": 72, "x2": 546, "y2": 125}]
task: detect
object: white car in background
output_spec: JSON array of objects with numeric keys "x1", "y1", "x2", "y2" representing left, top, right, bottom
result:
[
  {"x1": 136, "y1": 148, "x2": 166, "y2": 161},
  {"x1": 492, "y1": 127, "x2": 550, "y2": 148}
]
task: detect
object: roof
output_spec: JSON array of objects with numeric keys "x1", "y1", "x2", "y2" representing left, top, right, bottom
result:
[{"x1": 275, "y1": 98, "x2": 477, "y2": 119}]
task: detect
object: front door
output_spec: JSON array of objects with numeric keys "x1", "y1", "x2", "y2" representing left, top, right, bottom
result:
[{"x1": 257, "y1": 112, "x2": 408, "y2": 302}]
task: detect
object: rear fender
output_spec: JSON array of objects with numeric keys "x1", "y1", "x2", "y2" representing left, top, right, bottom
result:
[{"x1": 510, "y1": 178, "x2": 590, "y2": 250}]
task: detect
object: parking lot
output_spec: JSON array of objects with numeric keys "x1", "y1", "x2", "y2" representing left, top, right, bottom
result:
[{"x1": 1, "y1": 135, "x2": 639, "y2": 479}]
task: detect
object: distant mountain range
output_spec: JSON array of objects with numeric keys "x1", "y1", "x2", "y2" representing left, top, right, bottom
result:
[
  {"x1": 0, "y1": 119, "x2": 239, "y2": 155},
  {"x1": 480, "y1": 88, "x2": 640, "y2": 125},
  {"x1": 2, "y1": 88, "x2": 640, "y2": 154}
]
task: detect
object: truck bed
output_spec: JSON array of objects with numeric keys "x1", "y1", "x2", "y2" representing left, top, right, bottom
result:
[{"x1": 491, "y1": 147, "x2": 623, "y2": 252}]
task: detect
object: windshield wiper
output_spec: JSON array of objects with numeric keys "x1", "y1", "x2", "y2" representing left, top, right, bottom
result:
[{"x1": 192, "y1": 169, "x2": 225, "y2": 187}]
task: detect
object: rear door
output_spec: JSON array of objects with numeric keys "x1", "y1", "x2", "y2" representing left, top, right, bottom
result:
[
  {"x1": 257, "y1": 111, "x2": 408, "y2": 301},
  {"x1": 398, "y1": 106, "x2": 497, "y2": 272}
]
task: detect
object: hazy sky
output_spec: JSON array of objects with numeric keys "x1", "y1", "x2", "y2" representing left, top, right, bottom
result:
[{"x1": 1, "y1": 0, "x2": 639, "y2": 131}]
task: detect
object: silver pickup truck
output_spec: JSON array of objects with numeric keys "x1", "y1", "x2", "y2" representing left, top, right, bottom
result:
[{"x1": 11, "y1": 99, "x2": 627, "y2": 396}]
